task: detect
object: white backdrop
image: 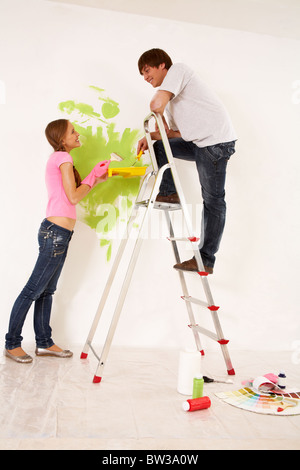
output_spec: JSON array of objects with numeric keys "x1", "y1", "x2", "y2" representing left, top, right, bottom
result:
[{"x1": 1, "y1": 0, "x2": 300, "y2": 356}]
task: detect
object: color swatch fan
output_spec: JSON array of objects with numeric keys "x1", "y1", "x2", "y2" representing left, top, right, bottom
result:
[{"x1": 215, "y1": 387, "x2": 300, "y2": 416}]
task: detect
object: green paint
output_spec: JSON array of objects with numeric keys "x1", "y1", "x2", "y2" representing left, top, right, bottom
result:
[
  {"x1": 58, "y1": 86, "x2": 144, "y2": 261},
  {"x1": 59, "y1": 100, "x2": 102, "y2": 121},
  {"x1": 89, "y1": 86, "x2": 120, "y2": 119}
]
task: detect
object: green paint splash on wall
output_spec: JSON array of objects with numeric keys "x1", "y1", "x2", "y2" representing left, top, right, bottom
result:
[{"x1": 58, "y1": 86, "x2": 144, "y2": 261}]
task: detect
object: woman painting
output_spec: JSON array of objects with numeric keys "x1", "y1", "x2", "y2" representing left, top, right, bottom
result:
[{"x1": 4, "y1": 119, "x2": 110, "y2": 363}]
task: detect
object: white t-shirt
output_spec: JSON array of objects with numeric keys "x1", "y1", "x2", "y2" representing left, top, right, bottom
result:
[{"x1": 160, "y1": 63, "x2": 237, "y2": 147}]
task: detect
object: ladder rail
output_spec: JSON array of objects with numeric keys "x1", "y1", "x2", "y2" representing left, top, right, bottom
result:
[
  {"x1": 164, "y1": 210, "x2": 204, "y2": 354},
  {"x1": 81, "y1": 169, "x2": 155, "y2": 357},
  {"x1": 87, "y1": 163, "x2": 173, "y2": 380},
  {"x1": 93, "y1": 233, "x2": 144, "y2": 381},
  {"x1": 146, "y1": 113, "x2": 234, "y2": 374},
  {"x1": 145, "y1": 113, "x2": 215, "y2": 306}
]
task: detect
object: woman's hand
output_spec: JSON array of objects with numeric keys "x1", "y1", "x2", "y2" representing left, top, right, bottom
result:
[
  {"x1": 81, "y1": 160, "x2": 110, "y2": 188},
  {"x1": 94, "y1": 172, "x2": 109, "y2": 185}
]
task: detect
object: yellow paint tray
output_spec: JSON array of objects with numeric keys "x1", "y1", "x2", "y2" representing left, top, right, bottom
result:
[{"x1": 108, "y1": 166, "x2": 147, "y2": 178}]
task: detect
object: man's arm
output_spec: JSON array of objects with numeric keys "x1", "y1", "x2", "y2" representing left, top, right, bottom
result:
[
  {"x1": 137, "y1": 90, "x2": 181, "y2": 154},
  {"x1": 150, "y1": 90, "x2": 173, "y2": 114},
  {"x1": 137, "y1": 125, "x2": 181, "y2": 154}
]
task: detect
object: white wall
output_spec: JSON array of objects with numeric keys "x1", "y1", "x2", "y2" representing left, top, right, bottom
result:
[{"x1": 1, "y1": 0, "x2": 299, "y2": 356}]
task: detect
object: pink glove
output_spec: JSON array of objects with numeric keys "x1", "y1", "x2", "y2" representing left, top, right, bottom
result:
[{"x1": 81, "y1": 160, "x2": 110, "y2": 187}]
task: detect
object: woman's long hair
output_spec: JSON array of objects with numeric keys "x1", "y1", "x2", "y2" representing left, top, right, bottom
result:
[{"x1": 45, "y1": 119, "x2": 82, "y2": 187}]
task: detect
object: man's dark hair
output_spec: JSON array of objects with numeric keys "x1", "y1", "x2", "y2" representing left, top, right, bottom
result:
[{"x1": 138, "y1": 48, "x2": 173, "y2": 74}]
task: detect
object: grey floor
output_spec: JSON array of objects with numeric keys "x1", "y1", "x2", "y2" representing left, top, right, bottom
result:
[{"x1": 0, "y1": 345, "x2": 300, "y2": 450}]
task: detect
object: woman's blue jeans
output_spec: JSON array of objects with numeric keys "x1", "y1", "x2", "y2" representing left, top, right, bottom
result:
[
  {"x1": 154, "y1": 138, "x2": 235, "y2": 268},
  {"x1": 5, "y1": 219, "x2": 73, "y2": 350}
]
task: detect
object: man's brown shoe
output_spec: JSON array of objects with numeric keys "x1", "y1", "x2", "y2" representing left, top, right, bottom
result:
[
  {"x1": 155, "y1": 193, "x2": 180, "y2": 204},
  {"x1": 173, "y1": 257, "x2": 213, "y2": 274}
]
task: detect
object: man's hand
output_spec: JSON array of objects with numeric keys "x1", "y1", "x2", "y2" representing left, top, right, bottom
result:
[
  {"x1": 137, "y1": 136, "x2": 148, "y2": 154},
  {"x1": 137, "y1": 119, "x2": 182, "y2": 154}
]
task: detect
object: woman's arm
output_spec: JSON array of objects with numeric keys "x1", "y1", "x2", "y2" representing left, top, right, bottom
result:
[{"x1": 60, "y1": 162, "x2": 93, "y2": 205}]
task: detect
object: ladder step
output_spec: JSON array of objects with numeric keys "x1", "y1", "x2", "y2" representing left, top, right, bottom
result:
[
  {"x1": 175, "y1": 268, "x2": 209, "y2": 277},
  {"x1": 188, "y1": 324, "x2": 218, "y2": 341},
  {"x1": 181, "y1": 296, "x2": 219, "y2": 311},
  {"x1": 181, "y1": 295, "x2": 207, "y2": 308},
  {"x1": 154, "y1": 201, "x2": 181, "y2": 211},
  {"x1": 135, "y1": 200, "x2": 182, "y2": 211},
  {"x1": 197, "y1": 271, "x2": 209, "y2": 277},
  {"x1": 167, "y1": 236, "x2": 200, "y2": 242},
  {"x1": 188, "y1": 324, "x2": 229, "y2": 345},
  {"x1": 135, "y1": 200, "x2": 149, "y2": 208}
]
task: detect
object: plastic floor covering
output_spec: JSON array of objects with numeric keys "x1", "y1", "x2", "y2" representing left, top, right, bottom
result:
[{"x1": 0, "y1": 346, "x2": 299, "y2": 450}]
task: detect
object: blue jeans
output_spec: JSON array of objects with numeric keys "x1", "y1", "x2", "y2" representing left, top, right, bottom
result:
[
  {"x1": 5, "y1": 219, "x2": 73, "y2": 350},
  {"x1": 154, "y1": 138, "x2": 235, "y2": 267}
]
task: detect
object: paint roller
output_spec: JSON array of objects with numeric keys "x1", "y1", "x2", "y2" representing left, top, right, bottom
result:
[{"x1": 110, "y1": 150, "x2": 143, "y2": 166}]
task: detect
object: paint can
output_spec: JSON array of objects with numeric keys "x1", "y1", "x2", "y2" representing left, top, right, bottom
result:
[
  {"x1": 177, "y1": 349, "x2": 202, "y2": 395},
  {"x1": 182, "y1": 396, "x2": 211, "y2": 412}
]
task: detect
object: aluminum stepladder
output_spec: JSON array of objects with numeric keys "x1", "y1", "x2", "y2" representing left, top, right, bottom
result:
[{"x1": 81, "y1": 112, "x2": 235, "y2": 383}]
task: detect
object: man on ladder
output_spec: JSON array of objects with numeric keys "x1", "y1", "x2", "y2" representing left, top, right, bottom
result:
[{"x1": 137, "y1": 48, "x2": 237, "y2": 275}]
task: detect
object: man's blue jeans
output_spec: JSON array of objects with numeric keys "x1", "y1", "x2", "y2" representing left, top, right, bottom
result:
[
  {"x1": 5, "y1": 219, "x2": 73, "y2": 350},
  {"x1": 154, "y1": 138, "x2": 235, "y2": 268}
]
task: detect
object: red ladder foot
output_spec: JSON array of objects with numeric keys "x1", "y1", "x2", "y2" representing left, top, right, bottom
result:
[
  {"x1": 93, "y1": 375, "x2": 102, "y2": 383},
  {"x1": 80, "y1": 352, "x2": 88, "y2": 359},
  {"x1": 227, "y1": 368, "x2": 235, "y2": 376}
]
